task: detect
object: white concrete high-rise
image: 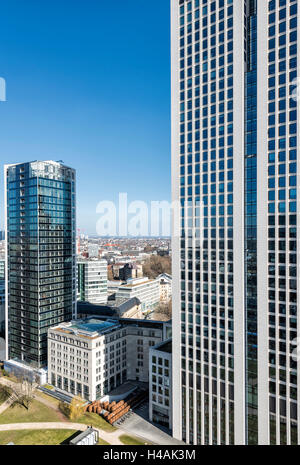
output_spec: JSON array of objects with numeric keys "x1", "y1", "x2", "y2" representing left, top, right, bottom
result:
[{"x1": 171, "y1": 0, "x2": 299, "y2": 445}]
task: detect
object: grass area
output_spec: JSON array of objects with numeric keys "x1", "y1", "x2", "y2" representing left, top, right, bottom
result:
[
  {"x1": 119, "y1": 434, "x2": 150, "y2": 446},
  {"x1": 0, "y1": 370, "x2": 17, "y2": 383},
  {"x1": 0, "y1": 429, "x2": 76, "y2": 445},
  {"x1": 42, "y1": 384, "x2": 54, "y2": 391},
  {"x1": 0, "y1": 399, "x2": 63, "y2": 424},
  {"x1": 77, "y1": 412, "x2": 116, "y2": 432},
  {"x1": 98, "y1": 438, "x2": 111, "y2": 445},
  {"x1": 36, "y1": 394, "x2": 117, "y2": 433},
  {"x1": 36, "y1": 391, "x2": 61, "y2": 408},
  {"x1": 0, "y1": 387, "x2": 12, "y2": 406}
]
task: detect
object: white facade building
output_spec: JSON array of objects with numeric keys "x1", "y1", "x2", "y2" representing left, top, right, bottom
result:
[
  {"x1": 149, "y1": 339, "x2": 172, "y2": 430},
  {"x1": 116, "y1": 277, "x2": 160, "y2": 313},
  {"x1": 48, "y1": 319, "x2": 126, "y2": 401},
  {"x1": 88, "y1": 244, "x2": 99, "y2": 259},
  {"x1": 48, "y1": 317, "x2": 165, "y2": 401},
  {"x1": 78, "y1": 259, "x2": 108, "y2": 305},
  {"x1": 171, "y1": 0, "x2": 300, "y2": 446},
  {"x1": 158, "y1": 273, "x2": 172, "y2": 303}
]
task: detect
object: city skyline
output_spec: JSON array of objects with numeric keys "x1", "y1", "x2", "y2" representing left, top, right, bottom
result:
[
  {"x1": 1, "y1": 0, "x2": 300, "y2": 450},
  {"x1": 0, "y1": 0, "x2": 171, "y2": 235}
]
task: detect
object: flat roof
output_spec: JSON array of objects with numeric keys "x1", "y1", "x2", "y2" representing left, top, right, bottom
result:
[
  {"x1": 51, "y1": 318, "x2": 121, "y2": 338},
  {"x1": 71, "y1": 319, "x2": 118, "y2": 334},
  {"x1": 154, "y1": 339, "x2": 172, "y2": 354},
  {"x1": 69, "y1": 427, "x2": 97, "y2": 445}
]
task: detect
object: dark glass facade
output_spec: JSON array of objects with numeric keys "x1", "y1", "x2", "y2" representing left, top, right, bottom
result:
[
  {"x1": 6, "y1": 161, "x2": 76, "y2": 368},
  {"x1": 244, "y1": 0, "x2": 258, "y2": 444}
]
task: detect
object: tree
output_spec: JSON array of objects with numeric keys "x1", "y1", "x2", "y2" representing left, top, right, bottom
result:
[
  {"x1": 143, "y1": 255, "x2": 171, "y2": 279},
  {"x1": 69, "y1": 396, "x2": 86, "y2": 420},
  {"x1": 0, "y1": 385, "x2": 11, "y2": 403},
  {"x1": 155, "y1": 300, "x2": 172, "y2": 320},
  {"x1": 60, "y1": 396, "x2": 85, "y2": 420}
]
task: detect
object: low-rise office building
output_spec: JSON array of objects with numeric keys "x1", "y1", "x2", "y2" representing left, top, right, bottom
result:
[
  {"x1": 116, "y1": 277, "x2": 160, "y2": 313},
  {"x1": 149, "y1": 339, "x2": 172, "y2": 430},
  {"x1": 48, "y1": 318, "x2": 126, "y2": 401},
  {"x1": 119, "y1": 263, "x2": 143, "y2": 281},
  {"x1": 77, "y1": 297, "x2": 142, "y2": 320},
  {"x1": 48, "y1": 316, "x2": 168, "y2": 401}
]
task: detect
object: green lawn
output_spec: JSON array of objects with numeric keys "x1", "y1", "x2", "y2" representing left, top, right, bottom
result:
[
  {"x1": 36, "y1": 391, "x2": 61, "y2": 408},
  {"x1": 77, "y1": 412, "x2": 116, "y2": 432},
  {"x1": 0, "y1": 399, "x2": 63, "y2": 424},
  {"x1": 0, "y1": 371, "x2": 17, "y2": 383},
  {"x1": 119, "y1": 434, "x2": 149, "y2": 446},
  {"x1": 42, "y1": 384, "x2": 54, "y2": 391},
  {"x1": 98, "y1": 438, "x2": 111, "y2": 445},
  {"x1": 0, "y1": 429, "x2": 76, "y2": 445}
]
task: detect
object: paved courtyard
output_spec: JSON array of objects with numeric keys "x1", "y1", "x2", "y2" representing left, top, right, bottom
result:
[{"x1": 119, "y1": 402, "x2": 185, "y2": 446}]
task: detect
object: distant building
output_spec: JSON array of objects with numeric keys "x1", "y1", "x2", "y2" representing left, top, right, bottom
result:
[
  {"x1": 116, "y1": 277, "x2": 160, "y2": 314},
  {"x1": 119, "y1": 263, "x2": 143, "y2": 281},
  {"x1": 88, "y1": 243, "x2": 99, "y2": 259},
  {"x1": 48, "y1": 316, "x2": 168, "y2": 401},
  {"x1": 158, "y1": 273, "x2": 172, "y2": 304},
  {"x1": 107, "y1": 280, "x2": 122, "y2": 297},
  {"x1": 77, "y1": 297, "x2": 142, "y2": 319},
  {"x1": 78, "y1": 259, "x2": 107, "y2": 305},
  {"x1": 0, "y1": 259, "x2": 5, "y2": 280},
  {"x1": 111, "y1": 264, "x2": 123, "y2": 279},
  {"x1": 149, "y1": 339, "x2": 172, "y2": 430}
]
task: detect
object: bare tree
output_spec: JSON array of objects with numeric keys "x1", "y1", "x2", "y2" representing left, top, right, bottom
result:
[
  {"x1": 9, "y1": 372, "x2": 37, "y2": 410},
  {"x1": 0, "y1": 384, "x2": 11, "y2": 403},
  {"x1": 155, "y1": 300, "x2": 172, "y2": 320},
  {"x1": 143, "y1": 255, "x2": 171, "y2": 279}
]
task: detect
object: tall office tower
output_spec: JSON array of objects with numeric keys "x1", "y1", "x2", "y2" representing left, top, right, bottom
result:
[
  {"x1": 5, "y1": 161, "x2": 76, "y2": 370},
  {"x1": 77, "y1": 259, "x2": 108, "y2": 305},
  {"x1": 171, "y1": 0, "x2": 299, "y2": 445}
]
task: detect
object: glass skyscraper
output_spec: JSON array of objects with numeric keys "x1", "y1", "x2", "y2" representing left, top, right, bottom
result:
[
  {"x1": 5, "y1": 161, "x2": 77, "y2": 369},
  {"x1": 171, "y1": 0, "x2": 299, "y2": 445}
]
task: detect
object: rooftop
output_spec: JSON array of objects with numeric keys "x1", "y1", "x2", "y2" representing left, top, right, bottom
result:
[
  {"x1": 120, "y1": 277, "x2": 156, "y2": 288},
  {"x1": 153, "y1": 339, "x2": 172, "y2": 354},
  {"x1": 69, "y1": 427, "x2": 98, "y2": 445},
  {"x1": 51, "y1": 318, "x2": 121, "y2": 338},
  {"x1": 71, "y1": 319, "x2": 117, "y2": 334}
]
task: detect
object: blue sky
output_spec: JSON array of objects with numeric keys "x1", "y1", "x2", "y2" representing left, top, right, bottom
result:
[{"x1": 0, "y1": 0, "x2": 171, "y2": 234}]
